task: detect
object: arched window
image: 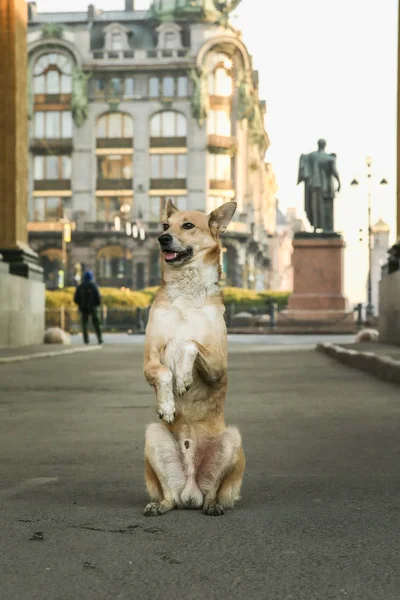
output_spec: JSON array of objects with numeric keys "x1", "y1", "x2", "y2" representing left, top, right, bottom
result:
[
  {"x1": 33, "y1": 52, "x2": 73, "y2": 95},
  {"x1": 149, "y1": 248, "x2": 161, "y2": 286},
  {"x1": 207, "y1": 53, "x2": 233, "y2": 97},
  {"x1": 96, "y1": 112, "x2": 133, "y2": 139},
  {"x1": 96, "y1": 245, "x2": 132, "y2": 280},
  {"x1": 150, "y1": 111, "x2": 187, "y2": 138},
  {"x1": 40, "y1": 248, "x2": 63, "y2": 289}
]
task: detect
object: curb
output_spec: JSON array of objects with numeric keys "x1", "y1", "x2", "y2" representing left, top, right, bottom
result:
[
  {"x1": 0, "y1": 345, "x2": 102, "y2": 365},
  {"x1": 316, "y1": 343, "x2": 400, "y2": 386}
]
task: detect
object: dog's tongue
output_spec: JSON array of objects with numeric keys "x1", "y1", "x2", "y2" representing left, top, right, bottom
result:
[{"x1": 164, "y1": 252, "x2": 178, "y2": 261}]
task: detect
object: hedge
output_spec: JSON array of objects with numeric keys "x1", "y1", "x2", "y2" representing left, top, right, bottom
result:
[{"x1": 46, "y1": 286, "x2": 291, "y2": 310}]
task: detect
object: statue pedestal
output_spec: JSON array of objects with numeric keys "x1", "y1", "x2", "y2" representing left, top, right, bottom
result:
[{"x1": 281, "y1": 233, "x2": 354, "y2": 331}]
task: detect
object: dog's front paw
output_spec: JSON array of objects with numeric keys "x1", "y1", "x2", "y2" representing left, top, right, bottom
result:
[
  {"x1": 175, "y1": 372, "x2": 193, "y2": 396},
  {"x1": 203, "y1": 502, "x2": 224, "y2": 517},
  {"x1": 157, "y1": 397, "x2": 175, "y2": 424},
  {"x1": 144, "y1": 501, "x2": 170, "y2": 517}
]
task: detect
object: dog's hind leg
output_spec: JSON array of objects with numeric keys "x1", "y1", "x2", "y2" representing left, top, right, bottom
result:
[
  {"x1": 144, "y1": 423, "x2": 186, "y2": 517},
  {"x1": 217, "y1": 445, "x2": 246, "y2": 509},
  {"x1": 197, "y1": 427, "x2": 244, "y2": 517}
]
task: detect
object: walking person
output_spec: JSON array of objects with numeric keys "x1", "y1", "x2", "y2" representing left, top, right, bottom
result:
[{"x1": 74, "y1": 271, "x2": 103, "y2": 345}]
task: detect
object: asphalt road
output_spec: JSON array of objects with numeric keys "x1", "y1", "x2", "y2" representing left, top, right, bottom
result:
[
  {"x1": 71, "y1": 332, "x2": 356, "y2": 347},
  {"x1": 1, "y1": 342, "x2": 400, "y2": 599}
]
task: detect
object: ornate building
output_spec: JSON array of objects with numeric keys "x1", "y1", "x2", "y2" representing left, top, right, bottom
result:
[
  {"x1": 26, "y1": 0, "x2": 276, "y2": 290},
  {"x1": 371, "y1": 219, "x2": 390, "y2": 314}
]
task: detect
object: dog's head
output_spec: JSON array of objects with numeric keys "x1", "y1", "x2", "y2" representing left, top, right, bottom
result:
[{"x1": 158, "y1": 199, "x2": 237, "y2": 269}]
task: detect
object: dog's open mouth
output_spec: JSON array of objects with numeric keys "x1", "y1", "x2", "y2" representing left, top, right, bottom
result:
[{"x1": 163, "y1": 248, "x2": 193, "y2": 264}]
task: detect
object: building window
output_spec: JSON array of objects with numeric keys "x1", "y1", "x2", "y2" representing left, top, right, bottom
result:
[
  {"x1": 208, "y1": 54, "x2": 233, "y2": 97},
  {"x1": 96, "y1": 195, "x2": 133, "y2": 222},
  {"x1": 150, "y1": 154, "x2": 187, "y2": 179},
  {"x1": 149, "y1": 195, "x2": 188, "y2": 222},
  {"x1": 149, "y1": 248, "x2": 161, "y2": 286},
  {"x1": 111, "y1": 32, "x2": 123, "y2": 50},
  {"x1": 124, "y1": 77, "x2": 135, "y2": 98},
  {"x1": 148, "y1": 76, "x2": 188, "y2": 98},
  {"x1": 34, "y1": 155, "x2": 71, "y2": 180},
  {"x1": 33, "y1": 196, "x2": 65, "y2": 222},
  {"x1": 96, "y1": 245, "x2": 132, "y2": 280},
  {"x1": 110, "y1": 77, "x2": 122, "y2": 98},
  {"x1": 136, "y1": 263, "x2": 145, "y2": 290},
  {"x1": 207, "y1": 109, "x2": 231, "y2": 136},
  {"x1": 93, "y1": 78, "x2": 106, "y2": 99},
  {"x1": 33, "y1": 52, "x2": 73, "y2": 95},
  {"x1": 150, "y1": 111, "x2": 187, "y2": 138},
  {"x1": 97, "y1": 155, "x2": 133, "y2": 179},
  {"x1": 149, "y1": 77, "x2": 159, "y2": 98},
  {"x1": 162, "y1": 76, "x2": 174, "y2": 97},
  {"x1": 34, "y1": 111, "x2": 73, "y2": 139},
  {"x1": 40, "y1": 248, "x2": 63, "y2": 289},
  {"x1": 177, "y1": 76, "x2": 188, "y2": 97},
  {"x1": 208, "y1": 154, "x2": 231, "y2": 181},
  {"x1": 96, "y1": 113, "x2": 133, "y2": 138},
  {"x1": 164, "y1": 32, "x2": 176, "y2": 49}
]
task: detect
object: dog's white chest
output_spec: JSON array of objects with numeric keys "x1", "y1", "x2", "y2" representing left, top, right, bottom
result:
[{"x1": 152, "y1": 302, "x2": 221, "y2": 344}]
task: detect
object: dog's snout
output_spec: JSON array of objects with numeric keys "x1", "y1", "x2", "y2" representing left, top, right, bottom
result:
[{"x1": 158, "y1": 233, "x2": 172, "y2": 248}]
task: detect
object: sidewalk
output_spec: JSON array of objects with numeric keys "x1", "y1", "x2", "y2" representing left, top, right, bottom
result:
[
  {"x1": 1, "y1": 343, "x2": 400, "y2": 599},
  {"x1": 317, "y1": 340, "x2": 400, "y2": 385},
  {"x1": 0, "y1": 343, "x2": 101, "y2": 364}
]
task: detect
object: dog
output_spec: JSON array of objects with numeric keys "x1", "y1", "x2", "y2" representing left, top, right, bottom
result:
[
  {"x1": 143, "y1": 199, "x2": 245, "y2": 517},
  {"x1": 43, "y1": 327, "x2": 71, "y2": 345},
  {"x1": 355, "y1": 328, "x2": 379, "y2": 343}
]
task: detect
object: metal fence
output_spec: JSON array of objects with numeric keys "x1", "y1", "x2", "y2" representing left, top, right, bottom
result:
[
  {"x1": 46, "y1": 302, "x2": 364, "y2": 334},
  {"x1": 46, "y1": 306, "x2": 150, "y2": 334}
]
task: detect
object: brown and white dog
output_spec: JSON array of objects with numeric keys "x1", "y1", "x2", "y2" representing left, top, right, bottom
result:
[{"x1": 143, "y1": 199, "x2": 245, "y2": 517}]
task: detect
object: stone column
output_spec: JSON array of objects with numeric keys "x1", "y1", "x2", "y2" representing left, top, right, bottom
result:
[
  {"x1": 0, "y1": 0, "x2": 44, "y2": 346},
  {"x1": 397, "y1": 0, "x2": 400, "y2": 240},
  {"x1": 0, "y1": 0, "x2": 42, "y2": 278}
]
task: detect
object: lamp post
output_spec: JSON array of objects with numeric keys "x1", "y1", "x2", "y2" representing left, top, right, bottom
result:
[
  {"x1": 59, "y1": 212, "x2": 72, "y2": 289},
  {"x1": 113, "y1": 205, "x2": 146, "y2": 287},
  {"x1": 351, "y1": 157, "x2": 388, "y2": 318}
]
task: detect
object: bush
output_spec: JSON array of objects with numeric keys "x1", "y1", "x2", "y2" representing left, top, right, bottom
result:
[
  {"x1": 46, "y1": 286, "x2": 291, "y2": 311},
  {"x1": 46, "y1": 287, "x2": 152, "y2": 309}
]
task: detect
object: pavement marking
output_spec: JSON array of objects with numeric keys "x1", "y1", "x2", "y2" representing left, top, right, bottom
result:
[
  {"x1": 0, "y1": 477, "x2": 59, "y2": 499},
  {"x1": 0, "y1": 345, "x2": 102, "y2": 365},
  {"x1": 228, "y1": 345, "x2": 315, "y2": 353}
]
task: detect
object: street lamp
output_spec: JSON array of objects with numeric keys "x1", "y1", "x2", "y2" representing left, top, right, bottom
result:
[
  {"x1": 59, "y1": 212, "x2": 72, "y2": 289},
  {"x1": 112, "y1": 205, "x2": 146, "y2": 287},
  {"x1": 351, "y1": 157, "x2": 388, "y2": 318}
]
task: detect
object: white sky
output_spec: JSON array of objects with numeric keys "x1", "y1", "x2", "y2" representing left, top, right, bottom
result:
[{"x1": 32, "y1": 0, "x2": 399, "y2": 303}]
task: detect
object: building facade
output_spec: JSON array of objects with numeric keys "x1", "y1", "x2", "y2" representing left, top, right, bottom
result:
[
  {"x1": 371, "y1": 219, "x2": 390, "y2": 314},
  {"x1": 26, "y1": 0, "x2": 276, "y2": 290}
]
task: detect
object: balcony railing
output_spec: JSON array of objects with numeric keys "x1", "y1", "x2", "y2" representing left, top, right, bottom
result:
[
  {"x1": 207, "y1": 135, "x2": 237, "y2": 153},
  {"x1": 30, "y1": 139, "x2": 73, "y2": 153},
  {"x1": 96, "y1": 178, "x2": 133, "y2": 190},
  {"x1": 96, "y1": 138, "x2": 133, "y2": 149},
  {"x1": 150, "y1": 178, "x2": 187, "y2": 190},
  {"x1": 150, "y1": 136, "x2": 187, "y2": 148},
  {"x1": 91, "y1": 49, "x2": 189, "y2": 62},
  {"x1": 34, "y1": 93, "x2": 72, "y2": 106},
  {"x1": 209, "y1": 179, "x2": 234, "y2": 191},
  {"x1": 34, "y1": 179, "x2": 71, "y2": 191}
]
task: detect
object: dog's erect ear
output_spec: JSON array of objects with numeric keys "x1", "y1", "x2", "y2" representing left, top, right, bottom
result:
[
  {"x1": 209, "y1": 202, "x2": 237, "y2": 234},
  {"x1": 165, "y1": 199, "x2": 179, "y2": 218}
]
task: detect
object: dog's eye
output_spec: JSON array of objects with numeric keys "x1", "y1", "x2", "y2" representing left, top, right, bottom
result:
[
  {"x1": 162, "y1": 223, "x2": 170, "y2": 231},
  {"x1": 182, "y1": 223, "x2": 195, "y2": 230}
]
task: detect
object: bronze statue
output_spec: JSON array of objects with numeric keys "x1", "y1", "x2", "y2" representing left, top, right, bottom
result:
[
  {"x1": 189, "y1": 67, "x2": 209, "y2": 127},
  {"x1": 71, "y1": 68, "x2": 91, "y2": 128},
  {"x1": 298, "y1": 139, "x2": 341, "y2": 233}
]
